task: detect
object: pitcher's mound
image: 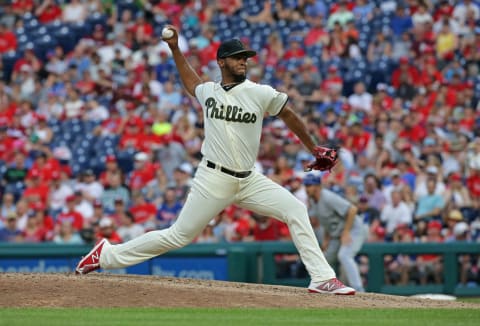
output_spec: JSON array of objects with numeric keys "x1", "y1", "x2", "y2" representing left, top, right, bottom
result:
[{"x1": 0, "y1": 273, "x2": 477, "y2": 308}]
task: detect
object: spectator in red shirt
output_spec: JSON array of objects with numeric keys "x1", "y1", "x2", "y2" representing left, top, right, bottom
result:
[
  {"x1": 21, "y1": 213, "x2": 47, "y2": 242},
  {"x1": 96, "y1": 216, "x2": 123, "y2": 244},
  {"x1": 11, "y1": 0, "x2": 34, "y2": 15},
  {"x1": 119, "y1": 119, "x2": 144, "y2": 151},
  {"x1": 321, "y1": 65, "x2": 343, "y2": 92},
  {"x1": 0, "y1": 23, "x2": 17, "y2": 54},
  {"x1": 94, "y1": 109, "x2": 123, "y2": 136},
  {"x1": 467, "y1": 156, "x2": 480, "y2": 207},
  {"x1": 28, "y1": 150, "x2": 60, "y2": 183},
  {"x1": 127, "y1": 152, "x2": 156, "y2": 192},
  {"x1": 131, "y1": 13, "x2": 154, "y2": 44},
  {"x1": 56, "y1": 195, "x2": 84, "y2": 231},
  {"x1": 283, "y1": 37, "x2": 306, "y2": 60},
  {"x1": 12, "y1": 49, "x2": 42, "y2": 80},
  {"x1": 398, "y1": 114, "x2": 427, "y2": 145},
  {"x1": 0, "y1": 124, "x2": 13, "y2": 162},
  {"x1": 391, "y1": 57, "x2": 420, "y2": 89},
  {"x1": 30, "y1": 201, "x2": 55, "y2": 240},
  {"x1": 251, "y1": 214, "x2": 289, "y2": 241},
  {"x1": 305, "y1": 15, "x2": 329, "y2": 48},
  {"x1": 35, "y1": 0, "x2": 63, "y2": 24},
  {"x1": 345, "y1": 122, "x2": 371, "y2": 155},
  {"x1": 22, "y1": 170, "x2": 50, "y2": 204},
  {"x1": 129, "y1": 192, "x2": 156, "y2": 228}
]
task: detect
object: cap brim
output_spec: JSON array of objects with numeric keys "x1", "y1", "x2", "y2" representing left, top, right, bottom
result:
[{"x1": 219, "y1": 49, "x2": 257, "y2": 59}]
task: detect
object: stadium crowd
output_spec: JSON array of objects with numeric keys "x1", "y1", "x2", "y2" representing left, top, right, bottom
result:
[{"x1": 0, "y1": 0, "x2": 479, "y2": 286}]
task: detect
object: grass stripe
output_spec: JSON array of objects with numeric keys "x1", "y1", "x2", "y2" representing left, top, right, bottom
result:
[{"x1": 0, "y1": 308, "x2": 479, "y2": 326}]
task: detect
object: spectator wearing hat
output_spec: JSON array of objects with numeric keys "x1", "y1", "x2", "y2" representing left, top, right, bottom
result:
[
  {"x1": 75, "y1": 169, "x2": 104, "y2": 203},
  {"x1": 128, "y1": 152, "x2": 157, "y2": 192},
  {"x1": 0, "y1": 213, "x2": 22, "y2": 242},
  {"x1": 90, "y1": 200, "x2": 105, "y2": 227},
  {"x1": 48, "y1": 171, "x2": 74, "y2": 218},
  {"x1": 72, "y1": 190, "x2": 94, "y2": 224},
  {"x1": 31, "y1": 201, "x2": 55, "y2": 239},
  {"x1": 250, "y1": 213, "x2": 289, "y2": 242},
  {"x1": 391, "y1": 56, "x2": 420, "y2": 89},
  {"x1": 22, "y1": 169, "x2": 49, "y2": 205},
  {"x1": 57, "y1": 196, "x2": 83, "y2": 232},
  {"x1": 119, "y1": 119, "x2": 144, "y2": 152},
  {"x1": 170, "y1": 162, "x2": 193, "y2": 200},
  {"x1": 303, "y1": 173, "x2": 366, "y2": 292},
  {"x1": 286, "y1": 175, "x2": 308, "y2": 206},
  {"x1": 94, "y1": 108, "x2": 123, "y2": 137},
  {"x1": 99, "y1": 155, "x2": 121, "y2": 187},
  {"x1": 381, "y1": 190, "x2": 413, "y2": 237},
  {"x1": 96, "y1": 217, "x2": 122, "y2": 244},
  {"x1": 117, "y1": 211, "x2": 145, "y2": 243},
  {"x1": 443, "y1": 172, "x2": 472, "y2": 215},
  {"x1": 443, "y1": 209, "x2": 466, "y2": 241},
  {"x1": 129, "y1": 192, "x2": 156, "y2": 229},
  {"x1": 12, "y1": 49, "x2": 42, "y2": 81}
]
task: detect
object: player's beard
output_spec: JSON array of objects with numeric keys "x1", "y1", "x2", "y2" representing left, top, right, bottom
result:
[{"x1": 224, "y1": 62, "x2": 247, "y2": 83}]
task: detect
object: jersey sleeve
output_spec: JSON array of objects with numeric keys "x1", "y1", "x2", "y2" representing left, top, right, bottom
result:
[
  {"x1": 194, "y1": 83, "x2": 205, "y2": 102},
  {"x1": 264, "y1": 85, "x2": 289, "y2": 116}
]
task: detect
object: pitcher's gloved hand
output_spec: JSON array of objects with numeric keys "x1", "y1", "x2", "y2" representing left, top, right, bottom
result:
[{"x1": 305, "y1": 145, "x2": 339, "y2": 172}]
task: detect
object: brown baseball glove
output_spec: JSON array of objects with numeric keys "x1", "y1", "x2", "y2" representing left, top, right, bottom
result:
[{"x1": 305, "y1": 145, "x2": 339, "y2": 172}]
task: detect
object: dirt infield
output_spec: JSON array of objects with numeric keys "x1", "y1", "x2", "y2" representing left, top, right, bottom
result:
[{"x1": 0, "y1": 273, "x2": 478, "y2": 309}]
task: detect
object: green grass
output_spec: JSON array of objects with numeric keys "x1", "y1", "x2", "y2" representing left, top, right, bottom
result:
[{"x1": 0, "y1": 308, "x2": 479, "y2": 326}]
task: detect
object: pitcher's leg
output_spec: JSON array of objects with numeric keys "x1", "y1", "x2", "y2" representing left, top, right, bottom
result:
[
  {"x1": 101, "y1": 167, "x2": 234, "y2": 269},
  {"x1": 236, "y1": 173, "x2": 335, "y2": 282}
]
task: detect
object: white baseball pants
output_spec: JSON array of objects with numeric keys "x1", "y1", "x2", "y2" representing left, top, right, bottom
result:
[{"x1": 100, "y1": 160, "x2": 336, "y2": 283}]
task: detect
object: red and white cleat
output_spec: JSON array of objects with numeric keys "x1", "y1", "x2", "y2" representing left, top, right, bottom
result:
[
  {"x1": 308, "y1": 278, "x2": 356, "y2": 295},
  {"x1": 75, "y1": 239, "x2": 109, "y2": 275}
]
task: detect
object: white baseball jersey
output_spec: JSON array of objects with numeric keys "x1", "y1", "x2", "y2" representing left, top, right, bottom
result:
[{"x1": 195, "y1": 80, "x2": 288, "y2": 171}]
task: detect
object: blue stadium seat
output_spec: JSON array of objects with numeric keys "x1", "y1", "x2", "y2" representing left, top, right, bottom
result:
[
  {"x1": 55, "y1": 26, "x2": 76, "y2": 53},
  {"x1": 1, "y1": 51, "x2": 21, "y2": 82},
  {"x1": 33, "y1": 35, "x2": 58, "y2": 62}
]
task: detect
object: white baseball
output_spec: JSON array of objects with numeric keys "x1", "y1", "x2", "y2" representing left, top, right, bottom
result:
[{"x1": 162, "y1": 27, "x2": 174, "y2": 39}]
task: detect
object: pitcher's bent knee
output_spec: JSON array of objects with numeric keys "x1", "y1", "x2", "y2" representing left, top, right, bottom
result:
[{"x1": 283, "y1": 201, "x2": 309, "y2": 224}]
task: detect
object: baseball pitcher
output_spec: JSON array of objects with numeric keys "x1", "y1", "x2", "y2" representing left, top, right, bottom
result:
[{"x1": 76, "y1": 26, "x2": 354, "y2": 295}]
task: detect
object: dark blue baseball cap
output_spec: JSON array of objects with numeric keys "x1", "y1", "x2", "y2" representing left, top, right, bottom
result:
[
  {"x1": 303, "y1": 174, "x2": 321, "y2": 186},
  {"x1": 217, "y1": 39, "x2": 257, "y2": 59}
]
